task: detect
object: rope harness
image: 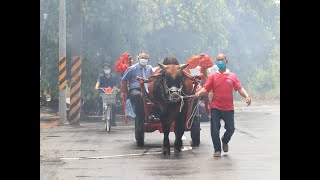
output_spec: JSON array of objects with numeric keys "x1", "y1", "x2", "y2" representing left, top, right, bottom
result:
[{"x1": 139, "y1": 70, "x2": 202, "y2": 129}]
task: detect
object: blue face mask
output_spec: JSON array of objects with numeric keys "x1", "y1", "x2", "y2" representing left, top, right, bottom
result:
[
  {"x1": 216, "y1": 61, "x2": 226, "y2": 69},
  {"x1": 104, "y1": 69, "x2": 111, "y2": 74},
  {"x1": 139, "y1": 59, "x2": 148, "y2": 66}
]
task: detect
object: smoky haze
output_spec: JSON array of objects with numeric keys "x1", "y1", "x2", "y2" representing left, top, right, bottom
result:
[{"x1": 40, "y1": 0, "x2": 280, "y2": 101}]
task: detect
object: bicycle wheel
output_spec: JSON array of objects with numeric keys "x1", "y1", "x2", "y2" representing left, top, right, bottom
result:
[{"x1": 104, "y1": 105, "x2": 111, "y2": 133}]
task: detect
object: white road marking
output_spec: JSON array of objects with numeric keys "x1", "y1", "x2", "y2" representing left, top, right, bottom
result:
[
  {"x1": 61, "y1": 146, "x2": 193, "y2": 160},
  {"x1": 61, "y1": 136, "x2": 193, "y2": 160},
  {"x1": 61, "y1": 152, "x2": 162, "y2": 160}
]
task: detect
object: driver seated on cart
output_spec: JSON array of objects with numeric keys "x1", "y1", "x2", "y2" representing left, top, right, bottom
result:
[
  {"x1": 121, "y1": 51, "x2": 161, "y2": 122},
  {"x1": 95, "y1": 62, "x2": 119, "y2": 126}
]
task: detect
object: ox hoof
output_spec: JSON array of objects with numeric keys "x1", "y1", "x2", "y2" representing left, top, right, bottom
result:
[
  {"x1": 174, "y1": 147, "x2": 182, "y2": 152},
  {"x1": 174, "y1": 140, "x2": 182, "y2": 152},
  {"x1": 174, "y1": 145, "x2": 182, "y2": 152},
  {"x1": 162, "y1": 147, "x2": 170, "y2": 155}
]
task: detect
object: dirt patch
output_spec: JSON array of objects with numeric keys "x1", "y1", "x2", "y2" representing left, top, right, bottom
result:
[
  {"x1": 40, "y1": 103, "x2": 60, "y2": 129},
  {"x1": 40, "y1": 119, "x2": 59, "y2": 129},
  {"x1": 40, "y1": 154, "x2": 61, "y2": 162}
]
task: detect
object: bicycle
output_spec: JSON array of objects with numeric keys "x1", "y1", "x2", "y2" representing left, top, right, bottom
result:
[{"x1": 99, "y1": 87, "x2": 120, "y2": 133}]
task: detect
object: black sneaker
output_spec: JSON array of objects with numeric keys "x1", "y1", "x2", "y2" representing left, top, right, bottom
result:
[{"x1": 222, "y1": 144, "x2": 229, "y2": 152}]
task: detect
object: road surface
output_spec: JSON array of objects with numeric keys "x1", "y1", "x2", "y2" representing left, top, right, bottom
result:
[{"x1": 40, "y1": 104, "x2": 280, "y2": 180}]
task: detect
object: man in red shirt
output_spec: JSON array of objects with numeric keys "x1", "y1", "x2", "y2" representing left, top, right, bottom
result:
[{"x1": 195, "y1": 53, "x2": 251, "y2": 157}]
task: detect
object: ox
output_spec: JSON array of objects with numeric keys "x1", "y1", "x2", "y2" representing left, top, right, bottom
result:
[{"x1": 147, "y1": 55, "x2": 197, "y2": 155}]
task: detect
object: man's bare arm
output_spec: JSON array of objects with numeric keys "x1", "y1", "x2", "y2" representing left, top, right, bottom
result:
[
  {"x1": 195, "y1": 87, "x2": 209, "y2": 97},
  {"x1": 238, "y1": 87, "x2": 251, "y2": 106},
  {"x1": 95, "y1": 82, "x2": 100, "y2": 90}
]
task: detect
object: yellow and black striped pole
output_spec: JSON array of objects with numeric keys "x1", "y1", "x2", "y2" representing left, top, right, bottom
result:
[
  {"x1": 69, "y1": 56, "x2": 81, "y2": 124},
  {"x1": 59, "y1": 57, "x2": 67, "y2": 90},
  {"x1": 58, "y1": 56, "x2": 67, "y2": 124},
  {"x1": 69, "y1": 0, "x2": 82, "y2": 124}
]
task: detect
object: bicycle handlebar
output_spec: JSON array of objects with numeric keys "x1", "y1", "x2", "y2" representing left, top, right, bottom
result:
[
  {"x1": 98, "y1": 87, "x2": 106, "y2": 93},
  {"x1": 98, "y1": 87, "x2": 121, "y2": 94}
]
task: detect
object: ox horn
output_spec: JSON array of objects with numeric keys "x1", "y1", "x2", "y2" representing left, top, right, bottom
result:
[
  {"x1": 180, "y1": 63, "x2": 189, "y2": 70},
  {"x1": 157, "y1": 63, "x2": 167, "y2": 70}
]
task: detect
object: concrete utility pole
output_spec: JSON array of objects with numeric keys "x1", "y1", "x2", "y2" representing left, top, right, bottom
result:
[
  {"x1": 58, "y1": 0, "x2": 67, "y2": 124},
  {"x1": 69, "y1": 0, "x2": 82, "y2": 124}
]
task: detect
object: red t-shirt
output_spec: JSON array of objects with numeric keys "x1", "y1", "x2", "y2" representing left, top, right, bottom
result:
[{"x1": 204, "y1": 70, "x2": 242, "y2": 111}]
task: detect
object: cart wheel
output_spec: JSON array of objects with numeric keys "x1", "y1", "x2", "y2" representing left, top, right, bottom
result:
[
  {"x1": 104, "y1": 105, "x2": 111, "y2": 133},
  {"x1": 191, "y1": 115, "x2": 200, "y2": 147},
  {"x1": 135, "y1": 116, "x2": 144, "y2": 146}
]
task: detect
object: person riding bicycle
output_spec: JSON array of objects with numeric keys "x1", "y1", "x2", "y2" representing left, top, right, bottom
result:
[{"x1": 95, "y1": 62, "x2": 119, "y2": 126}]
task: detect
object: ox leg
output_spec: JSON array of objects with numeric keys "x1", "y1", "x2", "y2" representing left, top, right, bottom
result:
[
  {"x1": 174, "y1": 119, "x2": 183, "y2": 152},
  {"x1": 174, "y1": 104, "x2": 188, "y2": 152},
  {"x1": 161, "y1": 115, "x2": 170, "y2": 155}
]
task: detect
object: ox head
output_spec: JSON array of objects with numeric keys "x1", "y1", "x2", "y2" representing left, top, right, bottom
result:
[{"x1": 157, "y1": 62, "x2": 189, "y2": 102}]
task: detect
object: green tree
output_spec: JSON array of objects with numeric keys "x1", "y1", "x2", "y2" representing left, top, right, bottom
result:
[{"x1": 40, "y1": 0, "x2": 280, "y2": 109}]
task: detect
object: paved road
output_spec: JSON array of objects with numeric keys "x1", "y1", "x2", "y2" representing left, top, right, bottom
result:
[{"x1": 40, "y1": 104, "x2": 280, "y2": 180}]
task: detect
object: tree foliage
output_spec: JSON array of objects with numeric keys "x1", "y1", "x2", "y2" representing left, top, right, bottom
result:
[{"x1": 40, "y1": 0, "x2": 280, "y2": 105}]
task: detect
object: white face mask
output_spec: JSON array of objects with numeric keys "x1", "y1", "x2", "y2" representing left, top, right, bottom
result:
[
  {"x1": 139, "y1": 59, "x2": 148, "y2": 66},
  {"x1": 104, "y1": 69, "x2": 111, "y2": 74}
]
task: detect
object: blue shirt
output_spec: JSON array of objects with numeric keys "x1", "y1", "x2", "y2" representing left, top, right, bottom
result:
[
  {"x1": 97, "y1": 73, "x2": 118, "y2": 88},
  {"x1": 121, "y1": 63, "x2": 153, "y2": 90}
]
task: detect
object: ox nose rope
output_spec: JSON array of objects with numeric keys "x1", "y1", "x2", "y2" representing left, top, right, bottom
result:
[
  {"x1": 162, "y1": 74, "x2": 201, "y2": 128},
  {"x1": 179, "y1": 96, "x2": 184, "y2": 112},
  {"x1": 178, "y1": 94, "x2": 196, "y2": 112},
  {"x1": 178, "y1": 94, "x2": 200, "y2": 129}
]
